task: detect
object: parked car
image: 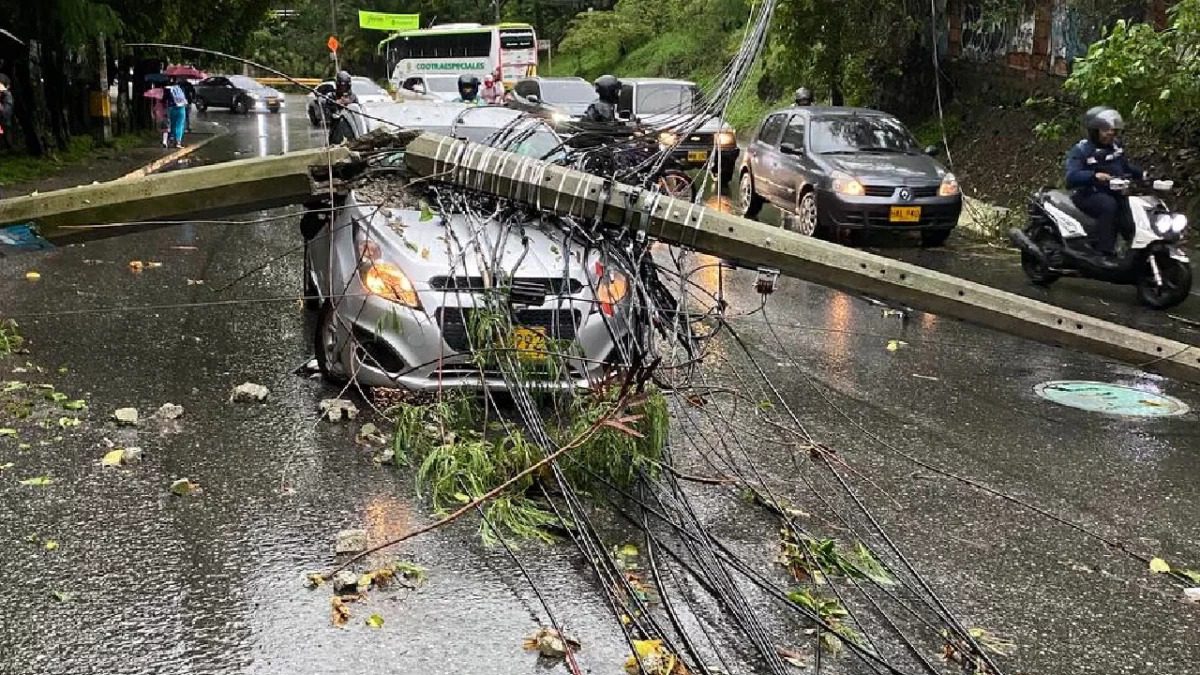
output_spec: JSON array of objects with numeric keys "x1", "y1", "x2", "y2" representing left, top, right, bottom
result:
[
  {"x1": 736, "y1": 106, "x2": 962, "y2": 246},
  {"x1": 303, "y1": 102, "x2": 629, "y2": 390},
  {"x1": 507, "y1": 76, "x2": 595, "y2": 126},
  {"x1": 193, "y1": 75, "x2": 284, "y2": 114},
  {"x1": 617, "y1": 78, "x2": 739, "y2": 184},
  {"x1": 306, "y1": 77, "x2": 392, "y2": 125},
  {"x1": 393, "y1": 74, "x2": 462, "y2": 103}
]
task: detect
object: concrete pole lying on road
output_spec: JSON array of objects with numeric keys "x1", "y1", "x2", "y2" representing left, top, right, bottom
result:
[
  {"x1": 0, "y1": 146, "x2": 352, "y2": 245},
  {"x1": 404, "y1": 132, "x2": 1200, "y2": 384}
]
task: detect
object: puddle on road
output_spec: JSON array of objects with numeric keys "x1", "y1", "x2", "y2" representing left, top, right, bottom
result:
[{"x1": 1034, "y1": 380, "x2": 1191, "y2": 417}]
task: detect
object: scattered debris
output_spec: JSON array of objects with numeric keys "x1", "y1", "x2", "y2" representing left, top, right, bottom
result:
[
  {"x1": 113, "y1": 408, "x2": 139, "y2": 426},
  {"x1": 305, "y1": 572, "x2": 325, "y2": 588},
  {"x1": 63, "y1": 399, "x2": 87, "y2": 411},
  {"x1": 886, "y1": 339, "x2": 907, "y2": 352},
  {"x1": 335, "y1": 528, "x2": 368, "y2": 554},
  {"x1": 51, "y1": 590, "x2": 74, "y2": 603},
  {"x1": 186, "y1": 278, "x2": 205, "y2": 285},
  {"x1": 146, "y1": 261, "x2": 163, "y2": 269},
  {"x1": 44, "y1": 540, "x2": 59, "y2": 551},
  {"x1": 170, "y1": 478, "x2": 201, "y2": 496},
  {"x1": 320, "y1": 398, "x2": 359, "y2": 422},
  {"x1": 25, "y1": 271, "x2": 41, "y2": 281},
  {"x1": 523, "y1": 627, "x2": 580, "y2": 658},
  {"x1": 625, "y1": 639, "x2": 682, "y2": 675},
  {"x1": 1184, "y1": 588, "x2": 1200, "y2": 604},
  {"x1": 365, "y1": 613, "x2": 385, "y2": 629},
  {"x1": 230, "y1": 382, "x2": 270, "y2": 402},
  {"x1": 332, "y1": 570, "x2": 362, "y2": 594},
  {"x1": 156, "y1": 403, "x2": 184, "y2": 420},
  {"x1": 0, "y1": 428, "x2": 17, "y2": 437},
  {"x1": 1150, "y1": 557, "x2": 1172, "y2": 574},
  {"x1": 775, "y1": 646, "x2": 806, "y2": 668},
  {"x1": 330, "y1": 595, "x2": 353, "y2": 627},
  {"x1": 912, "y1": 373, "x2": 940, "y2": 382},
  {"x1": 0, "y1": 462, "x2": 14, "y2": 471},
  {"x1": 128, "y1": 260, "x2": 144, "y2": 273},
  {"x1": 356, "y1": 422, "x2": 387, "y2": 445},
  {"x1": 58, "y1": 416, "x2": 81, "y2": 428},
  {"x1": 19, "y1": 476, "x2": 52, "y2": 486},
  {"x1": 101, "y1": 447, "x2": 142, "y2": 467}
]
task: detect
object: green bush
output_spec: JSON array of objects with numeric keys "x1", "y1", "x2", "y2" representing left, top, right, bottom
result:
[{"x1": 1066, "y1": 0, "x2": 1200, "y2": 134}]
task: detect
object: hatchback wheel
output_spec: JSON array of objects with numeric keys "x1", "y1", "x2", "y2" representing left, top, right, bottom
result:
[
  {"x1": 738, "y1": 169, "x2": 764, "y2": 219},
  {"x1": 785, "y1": 190, "x2": 818, "y2": 236},
  {"x1": 233, "y1": 97, "x2": 249, "y2": 114},
  {"x1": 194, "y1": 96, "x2": 207, "y2": 112},
  {"x1": 314, "y1": 301, "x2": 349, "y2": 384}
]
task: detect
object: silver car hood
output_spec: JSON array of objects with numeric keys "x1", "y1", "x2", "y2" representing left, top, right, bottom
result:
[{"x1": 364, "y1": 206, "x2": 590, "y2": 287}]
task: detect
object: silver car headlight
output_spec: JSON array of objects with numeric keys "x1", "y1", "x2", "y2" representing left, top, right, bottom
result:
[
  {"x1": 1153, "y1": 213, "x2": 1175, "y2": 236},
  {"x1": 361, "y1": 261, "x2": 421, "y2": 308}
]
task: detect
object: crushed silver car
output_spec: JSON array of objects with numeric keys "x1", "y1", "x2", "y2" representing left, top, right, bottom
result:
[{"x1": 302, "y1": 103, "x2": 640, "y2": 390}]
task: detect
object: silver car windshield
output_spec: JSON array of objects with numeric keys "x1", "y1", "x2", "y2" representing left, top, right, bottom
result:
[
  {"x1": 353, "y1": 80, "x2": 386, "y2": 96},
  {"x1": 809, "y1": 116, "x2": 919, "y2": 154},
  {"x1": 636, "y1": 84, "x2": 697, "y2": 115},
  {"x1": 425, "y1": 78, "x2": 460, "y2": 94}
]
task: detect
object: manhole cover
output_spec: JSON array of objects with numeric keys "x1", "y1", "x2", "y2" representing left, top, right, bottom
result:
[{"x1": 1034, "y1": 380, "x2": 1190, "y2": 417}]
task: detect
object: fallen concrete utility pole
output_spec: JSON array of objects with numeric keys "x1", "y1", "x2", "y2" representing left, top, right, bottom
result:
[
  {"x1": 0, "y1": 132, "x2": 1195, "y2": 382},
  {"x1": 0, "y1": 146, "x2": 351, "y2": 245},
  {"x1": 403, "y1": 133, "x2": 1200, "y2": 384}
]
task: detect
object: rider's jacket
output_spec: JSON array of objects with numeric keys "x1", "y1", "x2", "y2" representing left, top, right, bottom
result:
[
  {"x1": 582, "y1": 100, "x2": 618, "y2": 124},
  {"x1": 1064, "y1": 139, "x2": 1144, "y2": 196}
]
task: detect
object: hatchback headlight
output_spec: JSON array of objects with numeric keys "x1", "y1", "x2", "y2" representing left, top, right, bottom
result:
[
  {"x1": 939, "y1": 172, "x2": 960, "y2": 197},
  {"x1": 831, "y1": 170, "x2": 865, "y2": 197},
  {"x1": 715, "y1": 131, "x2": 736, "y2": 147},
  {"x1": 658, "y1": 131, "x2": 679, "y2": 146},
  {"x1": 551, "y1": 111, "x2": 571, "y2": 124},
  {"x1": 362, "y1": 261, "x2": 420, "y2": 308}
]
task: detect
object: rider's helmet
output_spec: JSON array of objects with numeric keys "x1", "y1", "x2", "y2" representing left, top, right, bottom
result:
[
  {"x1": 1084, "y1": 106, "x2": 1124, "y2": 144},
  {"x1": 594, "y1": 75, "x2": 621, "y2": 104},
  {"x1": 794, "y1": 87, "x2": 813, "y2": 106},
  {"x1": 457, "y1": 74, "x2": 480, "y2": 102},
  {"x1": 335, "y1": 70, "x2": 352, "y2": 95}
]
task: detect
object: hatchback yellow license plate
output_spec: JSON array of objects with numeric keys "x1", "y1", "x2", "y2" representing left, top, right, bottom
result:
[
  {"x1": 889, "y1": 206, "x2": 922, "y2": 223},
  {"x1": 511, "y1": 326, "x2": 548, "y2": 362},
  {"x1": 687, "y1": 150, "x2": 709, "y2": 162}
]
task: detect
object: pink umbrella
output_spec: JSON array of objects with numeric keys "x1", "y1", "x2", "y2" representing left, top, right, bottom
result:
[
  {"x1": 142, "y1": 87, "x2": 164, "y2": 100},
  {"x1": 165, "y1": 65, "x2": 206, "y2": 79}
]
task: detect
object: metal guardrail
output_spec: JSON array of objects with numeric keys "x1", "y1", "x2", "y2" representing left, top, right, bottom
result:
[{"x1": 254, "y1": 77, "x2": 322, "y2": 87}]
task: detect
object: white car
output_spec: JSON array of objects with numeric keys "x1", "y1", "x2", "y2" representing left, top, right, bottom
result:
[
  {"x1": 393, "y1": 74, "x2": 462, "y2": 103},
  {"x1": 303, "y1": 103, "x2": 635, "y2": 390},
  {"x1": 306, "y1": 77, "x2": 392, "y2": 125}
]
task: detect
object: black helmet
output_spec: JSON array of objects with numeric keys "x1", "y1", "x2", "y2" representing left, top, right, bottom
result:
[
  {"x1": 458, "y1": 74, "x2": 480, "y2": 101},
  {"x1": 1084, "y1": 106, "x2": 1124, "y2": 142},
  {"x1": 594, "y1": 74, "x2": 621, "y2": 104},
  {"x1": 794, "y1": 87, "x2": 813, "y2": 106},
  {"x1": 335, "y1": 70, "x2": 352, "y2": 87}
]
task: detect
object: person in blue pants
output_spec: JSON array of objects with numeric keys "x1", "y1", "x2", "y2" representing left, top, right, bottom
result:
[{"x1": 165, "y1": 82, "x2": 188, "y2": 148}]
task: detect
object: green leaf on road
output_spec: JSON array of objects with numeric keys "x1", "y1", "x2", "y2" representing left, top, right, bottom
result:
[
  {"x1": 2, "y1": 381, "x2": 27, "y2": 392},
  {"x1": 0, "y1": 428, "x2": 17, "y2": 437},
  {"x1": 46, "y1": 391, "x2": 69, "y2": 403},
  {"x1": 365, "y1": 613, "x2": 385, "y2": 629},
  {"x1": 20, "y1": 476, "x2": 52, "y2": 486},
  {"x1": 101, "y1": 449, "x2": 125, "y2": 467},
  {"x1": 1149, "y1": 557, "x2": 1171, "y2": 574},
  {"x1": 170, "y1": 478, "x2": 201, "y2": 496},
  {"x1": 51, "y1": 590, "x2": 74, "y2": 603},
  {"x1": 1179, "y1": 569, "x2": 1200, "y2": 584},
  {"x1": 57, "y1": 367, "x2": 68, "y2": 374},
  {"x1": 0, "y1": 462, "x2": 14, "y2": 471},
  {"x1": 419, "y1": 203, "x2": 434, "y2": 221},
  {"x1": 44, "y1": 540, "x2": 59, "y2": 551},
  {"x1": 58, "y1": 417, "x2": 81, "y2": 428},
  {"x1": 63, "y1": 400, "x2": 87, "y2": 411}
]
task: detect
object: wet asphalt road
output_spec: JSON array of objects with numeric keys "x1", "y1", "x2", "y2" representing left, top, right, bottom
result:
[{"x1": 0, "y1": 95, "x2": 1198, "y2": 675}]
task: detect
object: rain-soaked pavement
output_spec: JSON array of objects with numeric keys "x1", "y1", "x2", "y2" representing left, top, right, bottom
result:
[{"x1": 0, "y1": 95, "x2": 1198, "y2": 675}]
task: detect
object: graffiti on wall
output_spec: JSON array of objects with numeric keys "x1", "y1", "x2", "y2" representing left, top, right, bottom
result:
[{"x1": 959, "y1": 2, "x2": 1036, "y2": 61}]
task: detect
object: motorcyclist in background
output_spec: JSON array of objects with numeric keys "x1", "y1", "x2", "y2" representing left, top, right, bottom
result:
[
  {"x1": 794, "y1": 87, "x2": 813, "y2": 106},
  {"x1": 1064, "y1": 106, "x2": 1144, "y2": 265},
  {"x1": 582, "y1": 75, "x2": 621, "y2": 124},
  {"x1": 453, "y1": 74, "x2": 485, "y2": 105},
  {"x1": 323, "y1": 70, "x2": 359, "y2": 143}
]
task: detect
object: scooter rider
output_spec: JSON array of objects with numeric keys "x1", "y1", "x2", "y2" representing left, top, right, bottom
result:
[
  {"x1": 453, "y1": 74, "x2": 485, "y2": 105},
  {"x1": 582, "y1": 74, "x2": 621, "y2": 124},
  {"x1": 1065, "y1": 106, "x2": 1143, "y2": 261},
  {"x1": 794, "y1": 87, "x2": 813, "y2": 106}
]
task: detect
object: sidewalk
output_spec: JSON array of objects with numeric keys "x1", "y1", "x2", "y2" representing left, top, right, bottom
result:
[{"x1": 1, "y1": 121, "x2": 225, "y2": 198}]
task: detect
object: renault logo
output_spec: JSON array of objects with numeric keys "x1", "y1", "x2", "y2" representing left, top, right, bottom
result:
[{"x1": 898, "y1": 187, "x2": 912, "y2": 202}]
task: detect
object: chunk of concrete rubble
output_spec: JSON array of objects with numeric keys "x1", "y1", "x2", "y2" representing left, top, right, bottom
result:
[
  {"x1": 335, "y1": 528, "x2": 368, "y2": 554},
  {"x1": 1185, "y1": 588, "x2": 1200, "y2": 604},
  {"x1": 156, "y1": 403, "x2": 184, "y2": 420},
  {"x1": 112, "y1": 408, "x2": 139, "y2": 426},
  {"x1": 332, "y1": 570, "x2": 361, "y2": 595},
  {"x1": 320, "y1": 398, "x2": 359, "y2": 422},
  {"x1": 230, "y1": 382, "x2": 270, "y2": 402}
]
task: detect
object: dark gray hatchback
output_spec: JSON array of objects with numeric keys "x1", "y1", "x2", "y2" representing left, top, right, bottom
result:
[{"x1": 736, "y1": 106, "x2": 962, "y2": 246}]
